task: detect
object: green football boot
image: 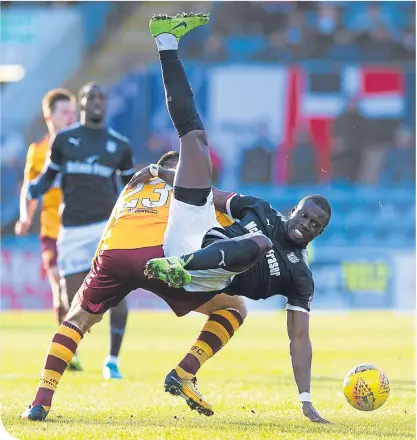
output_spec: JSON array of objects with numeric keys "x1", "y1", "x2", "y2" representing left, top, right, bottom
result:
[
  {"x1": 149, "y1": 12, "x2": 210, "y2": 41},
  {"x1": 144, "y1": 256, "x2": 192, "y2": 289}
]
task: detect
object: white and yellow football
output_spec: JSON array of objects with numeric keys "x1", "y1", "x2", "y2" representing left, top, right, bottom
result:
[{"x1": 343, "y1": 364, "x2": 390, "y2": 411}]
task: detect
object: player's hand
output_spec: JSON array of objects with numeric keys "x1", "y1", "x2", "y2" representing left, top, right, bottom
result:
[
  {"x1": 302, "y1": 402, "x2": 330, "y2": 424},
  {"x1": 15, "y1": 220, "x2": 31, "y2": 236},
  {"x1": 127, "y1": 166, "x2": 152, "y2": 188}
]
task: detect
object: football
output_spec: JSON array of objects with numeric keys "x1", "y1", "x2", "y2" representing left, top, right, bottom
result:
[{"x1": 343, "y1": 364, "x2": 390, "y2": 411}]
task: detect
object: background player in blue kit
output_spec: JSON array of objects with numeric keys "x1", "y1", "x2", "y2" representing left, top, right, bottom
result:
[{"x1": 27, "y1": 83, "x2": 136, "y2": 379}]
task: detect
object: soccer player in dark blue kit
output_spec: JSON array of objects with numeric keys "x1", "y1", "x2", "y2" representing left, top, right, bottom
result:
[
  {"x1": 144, "y1": 13, "x2": 331, "y2": 423},
  {"x1": 26, "y1": 83, "x2": 135, "y2": 379}
]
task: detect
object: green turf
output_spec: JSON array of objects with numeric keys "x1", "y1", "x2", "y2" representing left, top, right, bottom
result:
[{"x1": 0, "y1": 311, "x2": 415, "y2": 439}]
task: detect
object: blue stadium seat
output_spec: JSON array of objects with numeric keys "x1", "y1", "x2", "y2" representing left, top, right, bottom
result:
[
  {"x1": 355, "y1": 233, "x2": 383, "y2": 248},
  {"x1": 225, "y1": 35, "x2": 267, "y2": 61},
  {"x1": 346, "y1": 210, "x2": 369, "y2": 227},
  {"x1": 329, "y1": 43, "x2": 360, "y2": 61},
  {"x1": 326, "y1": 232, "x2": 351, "y2": 247},
  {"x1": 383, "y1": 231, "x2": 410, "y2": 248}
]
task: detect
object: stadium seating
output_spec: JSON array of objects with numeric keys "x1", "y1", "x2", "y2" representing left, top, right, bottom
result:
[
  {"x1": 235, "y1": 185, "x2": 415, "y2": 249},
  {"x1": 1, "y1": 1, "x2": 415, "y2": 252},
  {"x1": 225, "y1": 35, "x2": 268, "y2": 61},
  {"x1": 219, "y1": 2, "x2": 413, "y2": 62}
]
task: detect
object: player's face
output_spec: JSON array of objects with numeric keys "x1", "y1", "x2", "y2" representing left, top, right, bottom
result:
[
  {"x1": 50, "y1": 100, "x2": 76, "y2": 131},
  {"x1": 81, "y1": 85, "x2": 107, "y2": 122},
  {"x1": 287, "y1": 199, "x2": 328, "y2": 246}
]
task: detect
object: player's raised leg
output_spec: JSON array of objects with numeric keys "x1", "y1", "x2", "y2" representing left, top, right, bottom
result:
[
  {"x1": 146, "y1": 13, "x2": 273, "y2": 290},
  {"x1": 150, "y1": 13, "x2": 212, "y2": 191},
  {"x1": 147, "y1": 231, "x2": 273, "y2": 289},
  {"x1": 147, "y1": 12, "x2": 218, "y2": 288}
]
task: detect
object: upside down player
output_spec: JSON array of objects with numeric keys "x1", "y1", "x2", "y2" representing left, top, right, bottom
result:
[
  {"x1": 15, "y1": 89, "x2": 81, "y2": 370},
  {"x1": 143, "y1": 14, "x2": 331, "y2": 423},
  {"x1": 25, "y1": 83, "x2": 135, "y2": 379},
  {"x1": 22, "y1": 150, "x2": 247, "y2": 421}
]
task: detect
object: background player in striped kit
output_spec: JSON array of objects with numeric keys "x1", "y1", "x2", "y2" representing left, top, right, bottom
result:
[{"x1": 16, "y1": 89, "x2": 81, "y2": 370}]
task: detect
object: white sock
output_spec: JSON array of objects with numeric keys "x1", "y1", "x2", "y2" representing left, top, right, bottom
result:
[
  {"x1": 155, "y1": 33, "x2": 178, "y2": 51},
  {"x1": 105, "y1": 355, "x2": 118, "y2": 365}
]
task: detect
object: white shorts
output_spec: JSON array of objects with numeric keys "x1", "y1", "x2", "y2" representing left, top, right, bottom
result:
[
  {"x1": 163, "y1": 190, "x2": 236, "y2": 292},
  {"x1": 57, "y1": 220, "x2": 107, "y2": 277}
]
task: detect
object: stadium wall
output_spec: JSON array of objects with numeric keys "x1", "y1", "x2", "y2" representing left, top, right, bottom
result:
[
  {"x1": 1, "y1": 7, "x2": 84, "y2": 134},
  {"x1": 1, "y1": 236, "x2": 414, "y2": 312}
]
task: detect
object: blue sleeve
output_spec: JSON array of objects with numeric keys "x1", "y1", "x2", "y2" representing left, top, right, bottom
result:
[
  {"x1": 28, "y1": 167, "x2": 59, "y2": 199},
  {"x1": 27, "y1": 135, "x2": 62, "y2": 199},
  {"x1": 118, "y1": 142, "x2": 135, "y2": 185}
]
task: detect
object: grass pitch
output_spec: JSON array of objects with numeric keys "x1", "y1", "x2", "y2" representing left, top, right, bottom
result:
[{"x1": 0, "y1": 310, "x2": 414, "y2": 440}]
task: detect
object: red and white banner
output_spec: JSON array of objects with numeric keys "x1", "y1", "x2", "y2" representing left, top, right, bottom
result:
[{"x1": 206, "y1": 64, "x2": 405, "y2": 184}]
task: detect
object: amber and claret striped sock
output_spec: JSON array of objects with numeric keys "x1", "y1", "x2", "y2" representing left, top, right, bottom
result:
[
  {"x1": 175, "y1": 309, "x2": 244, "y2": 378},
  {"x1": 32, "y1": 321, "x2": 83, "y2": 411}
]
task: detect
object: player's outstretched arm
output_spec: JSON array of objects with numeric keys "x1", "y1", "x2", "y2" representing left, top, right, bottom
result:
[{"x1": 287, "y1": 310, "x2": 330, "y2": 424}]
